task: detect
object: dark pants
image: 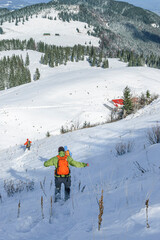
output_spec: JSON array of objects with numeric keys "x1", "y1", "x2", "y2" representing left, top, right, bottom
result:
[{"x1": 55, "y1": 176, "x2": 71, "y2": 202}]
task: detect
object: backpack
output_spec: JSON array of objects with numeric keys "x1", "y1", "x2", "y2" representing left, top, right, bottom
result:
[
  {"x1": 65, "y1": 150, "x2": 70, "y2": 156},
  {"x1": 27, "y1": 141, "x2": 31, "y2": 147},
  {"x1": 56, "y1": 155, "x2": 70, "y2": 175}
]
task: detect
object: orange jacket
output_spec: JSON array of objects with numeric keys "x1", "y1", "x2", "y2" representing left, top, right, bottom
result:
[{"x1": 24, "y1": 139, "x2": 32, "y2": 146}]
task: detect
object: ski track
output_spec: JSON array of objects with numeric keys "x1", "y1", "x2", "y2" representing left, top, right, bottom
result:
[{"x1": 0, "y1": 104, "x2": 91, "y2": 111}]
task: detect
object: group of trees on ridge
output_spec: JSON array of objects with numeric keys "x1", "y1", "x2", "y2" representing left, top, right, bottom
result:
[
  {"x1": 0, "y1": 38, "x2": 109, "y2": 90},
  {"x1": 40, "y1": 43, "x2": 109, "y2": 68},
  {"x1": 0, "y1": 38, "x2": 160, "y2": 91}
]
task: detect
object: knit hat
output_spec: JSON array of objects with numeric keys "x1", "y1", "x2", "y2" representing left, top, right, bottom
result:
[{"x1": 58, "y1": 146, "x2": 64, "y2": 152}]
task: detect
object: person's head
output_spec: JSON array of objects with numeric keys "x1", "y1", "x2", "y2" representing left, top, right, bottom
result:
[
  {"x1": 27, "y1": 138, "x2": 29, "y2": 141},
  {"x1": 58, "y1": 146, "x2": 64, "y2": 152}
]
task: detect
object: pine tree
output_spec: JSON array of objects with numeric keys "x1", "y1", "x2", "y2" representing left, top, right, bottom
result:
[
  {"x1": 71, "y1": 51, "x2": 75, "y2": 62},
  {"x1": 40, "y1": 55, "x2": 44, "y2": 64},
  {"x1": 49, "y1": 55, "x2": 54, "y2": 68},
  {"x1": 91, "y1": 56, "x2": 96, "y2": 66},
  {"x1": 0, "y1": 27, "x2": 3, "y2": 34},
  {"x1": 123, "y1": 54, "x2": 128, "y2": 63},
  {"x1": 123, "y1": 86, "x2": 133, "y2": 116},
  {"x1": 102, "y1": 59, "x2": 109, "y2": 68},
  {"x1": 128, "y1": 60, "x2": 133, "y2": 67},
  {"x1": 139, "y1": 93, "x2": 146, "y2": 107},
  {"x1": 34, "y1": 68, "x2": 40, "y2": 81},
  {"x1": 146, "y1": 90, "x2": 150, "y2": 99},
  {"x1": 15, "y1": 18, "x2": 18, "y2": 26},
  {"x1": 25, "y1": 53, "x2": 30, "y2": 66}
]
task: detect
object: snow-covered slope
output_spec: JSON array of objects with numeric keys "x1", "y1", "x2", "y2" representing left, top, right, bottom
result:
[
  {"x1": 0, "y1": 63, "x2": 160, "y2": 239},
  {"x1": 0, "y1": 7, "x2": 160, "y2": 239},
  {"x1": 0, "y1": 0, "x2": 50, "y2": 9},
  {"x1": 1, "y1": 51, "x2": 160, "y2": 150},
  {"x1": 0, "y1": 9, "x2": 99, "y2": 47}
]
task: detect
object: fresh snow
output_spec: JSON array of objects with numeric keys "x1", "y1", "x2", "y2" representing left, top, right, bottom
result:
[
  {"x1": 1, "y1": 50, "x2": 160, "y2": 150},
  {"x1": 0, "y1": 11, "x2": 100, "y2": 47},
  {"x1": 0, "y1": 0, "x2": 50, "y2": 9},
  {"x1": 0, "y1": 9, "x2": 160, "y2": 240}
]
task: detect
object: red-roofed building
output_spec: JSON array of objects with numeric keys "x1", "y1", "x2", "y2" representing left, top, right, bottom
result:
[{"x1": 112, "y1": 99, "x2": 124, "y2": 107}]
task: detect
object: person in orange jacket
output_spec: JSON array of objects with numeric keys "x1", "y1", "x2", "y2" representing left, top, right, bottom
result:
[
  {"x1": 24, "y1": 139, "x2": 32, "y2": 150},
  {"x1": 44, "y1": 146, "x2": 89, "y2": 202}
]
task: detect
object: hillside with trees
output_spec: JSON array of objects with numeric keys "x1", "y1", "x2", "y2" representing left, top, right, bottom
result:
[
  {"x1": 0, "y1": 0, "x2": 160, "y2": 56},
  {"x1": 0, "y1": 54, "x2": 31, "y2": 90}
]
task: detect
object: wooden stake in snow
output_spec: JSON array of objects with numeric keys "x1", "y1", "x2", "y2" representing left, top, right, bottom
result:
[
  {"x1": 145, "y1": 199, "x2": 150, "y2": 228},
  {"x1": 40, "y1": 181, "x2": 47, "y2": 197},
  {"x1": 50, "y1": 180, "x2": 53, "y2": 190},
  {"x1": 41, "y1": 196, "x2": 44, "y2": 219},
  {"x1": 49, "y1": 196, "x2": 53, "y2": 224},
  {"x1": 98, "y1": 189, "x2": 104, "y2": 231},
  {"x1": 17, "y1": 200, "x2": 21, "y2": 218}
]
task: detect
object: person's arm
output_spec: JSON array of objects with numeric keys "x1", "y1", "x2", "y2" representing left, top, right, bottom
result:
[
  {"x1": 68, "y1": 156, "x2": 88, "y2": 168},
  {"x1": 44, "y1": 156, "x2": 58, "y2": 167}
]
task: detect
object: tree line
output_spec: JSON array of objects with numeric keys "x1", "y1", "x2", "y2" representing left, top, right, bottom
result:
[
  {"x1": 0, "y1": 39, "x2": 109, "y2": 90},
  {"x1": 0, "y1": 38, "x2": 159, "y2": 91},
  {"x1": 117, "y1": 49, "x2": 160, "y2": 69},
  {"x1": 40, "y1": 44, "x2": 109, "y2": 68},
  {"x1": 0, "y1": 38, "x2": 109, "y2": 69}
]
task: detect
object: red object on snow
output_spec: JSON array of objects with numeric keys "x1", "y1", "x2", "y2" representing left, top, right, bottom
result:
[
  {"x1": 24, "y1": 139, "x2": 32, "y2": 145},
  {"x1": 112, "y1": 99, "x2": 124, "y2": 107}
]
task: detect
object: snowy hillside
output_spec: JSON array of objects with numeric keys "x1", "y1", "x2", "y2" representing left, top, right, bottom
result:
[
  {"x1": 0, "y1": 9, "x2": 99, "y2": 47},
  {"x1": 0, "y1": 3, "x2": 160, "y2": 239},
  {"x1": 0, "y1": 56, "x2": 160, "y2": 239},
  {"x1": 0, "y1": 0, "x2": 50, "y2": 10},
  {"x1": 1, "y1": 51, "x2": 160, "y2": 150}
]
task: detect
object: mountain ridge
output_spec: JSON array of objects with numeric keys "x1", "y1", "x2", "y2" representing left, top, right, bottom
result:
[{"x1": 0, "y1": 0, "x2": 50, "y2": 10}]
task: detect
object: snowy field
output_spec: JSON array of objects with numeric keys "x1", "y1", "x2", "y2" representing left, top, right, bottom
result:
[
  {"x1": 0, "y1": 50, "x2": 160, "y2": 239},
  {"x1": 0, "y1": 7, "x2": 160, "y2": 240},
  {"x1": 0, "y1": 9, "x2": 99, "y2": 47},
  {"x1": 1, "y1": 50, "x2": 160, "y2": 150}
]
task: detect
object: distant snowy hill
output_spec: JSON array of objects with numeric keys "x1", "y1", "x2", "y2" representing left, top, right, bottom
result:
[
  {"x1": 2, "y1": 0, "x2": 160, "y2": 13},
  {"x1": 115, "y1": 0, "x2": 160, "y2": 15},
  {"x1": 0, "y1": 0, "x2": 50, "y2": 9},
  {"x1": 0, "y1": 11, "x2": 99, "y2": 46}
]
